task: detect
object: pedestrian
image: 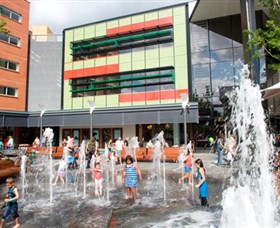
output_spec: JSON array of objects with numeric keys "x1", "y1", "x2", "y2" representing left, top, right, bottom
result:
[
  {"x1": 92, "y1": 162, "x2": 103, "y2": 197},
  {"x1": 194, "y1": 158, "x2": 209, "y2": 206},
  {"x1": 216, "y1": 134, "x2": 225, "y2": 166},
  {"x1": 53, "y1": 158, "x2": 67, "y2": 185},
  {"x1": 122, "y1": 155, "x2": 142, "y2": 203},
  {"x1": 178, "y1": 149, "x2": 193, "y2": 185},
  {"x1": 86, "y1": 137, "x2": 97, "y2": 168},
  {"x1": 115, "y1": 136, "x2": 124, "y2": 165},
  {"x1": 0, "y1": 177, "x2": 20, "y2": 228}
]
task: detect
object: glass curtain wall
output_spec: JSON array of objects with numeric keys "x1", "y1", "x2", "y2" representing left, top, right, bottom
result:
[{"x1": 190, "y1": 15, "x2": 244, "y2": 141}]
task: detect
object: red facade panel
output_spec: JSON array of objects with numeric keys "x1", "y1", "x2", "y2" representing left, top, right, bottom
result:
[
  {"x1": 106, "y1": 16, "x2": 173, "y2": 37},
  {"x1": 64, "y1": 64, "x2": 119, "y2": 79},
  {"x1": 119, "y1": 89, "x2": 188, "y2": 103}
]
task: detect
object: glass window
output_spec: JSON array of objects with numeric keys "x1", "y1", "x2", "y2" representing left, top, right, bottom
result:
[
  {"x1": 0, "y1": 33, "x2": 9, "y2": 42},
  {"x1": 146, "y1": 85, "x2": 159, "y2": 92},
  {"x1": 211, "y1": 61, "x2": 235, "y2": 96},
  {"x1": 8, "y1": 61, "x2": 17, "y2": 71},
  {"x1": 192, "y1": 64, "x2": 211, "y2": 98},
  {"x1": 132, "y1": 79, "x2": 145, "y2": 92},
  {"x1": 233, "y1": 47, "x2": 244, "y2": 62},
  {"x1": 210, "y1": 49, "x2": 233, "y2": 63},
  {"x1": 0, "y1": 86, "x2": 17, "y2": 96},
  {"x1": 0, "y1": 5, "x2": 21, "y2": 22},
  {"x1": 192, "y1": 51, "x2": 210, "y2": 64},
  {"x1": 209, "y1": 17, "x2": 232, "y2": 50},
  {"x1": 160, "y1": 83, "x2": 174, "y2": 90},
  {"x1": 191, "y1": 22, "x2": 209, "y2": 52}
]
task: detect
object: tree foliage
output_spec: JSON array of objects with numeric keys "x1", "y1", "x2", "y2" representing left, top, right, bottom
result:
[
  {"x1": 247, "y1": 0, "x2": 280, "y2": 71},
  {"x1": 0, "y1": 19, "x2": 9, "y2": 34}
]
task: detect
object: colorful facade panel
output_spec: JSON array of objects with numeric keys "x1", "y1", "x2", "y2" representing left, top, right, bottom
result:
[{"x1": 63, "y1": 5, "x2": 189, "y2": 110}]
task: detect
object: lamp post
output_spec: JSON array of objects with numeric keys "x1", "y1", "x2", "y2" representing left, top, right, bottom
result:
[
  {"x1": 87, "y1": 101, "x2": 96, "y2": 139},
  {"x1": 40, "y1": 109, "x2": 46, "y2": 146},
  {"x1": 180, "y1": 93, "x2": 189, "y2": 145}
]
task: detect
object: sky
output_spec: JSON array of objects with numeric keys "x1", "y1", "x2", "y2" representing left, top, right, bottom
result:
[{"x1": 29, "y1": 0, "x2": 195, "y2": 34}]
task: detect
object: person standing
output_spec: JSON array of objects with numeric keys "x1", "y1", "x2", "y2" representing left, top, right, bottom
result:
[
  {"x1": 115, "y1": 136, "x2": 124, "y2": 165},
  {"x1": 178, "y1": 149, "x2": 193, "y2": 185},
  {"x1": 216, "y1": 134, "x2": 225, "y2": 166},
  {"x1": 123, "y1": 155, "x2": 142, "y2": 203},
  {"x1": 0, "y1": 177, "x2": 20, "y2": 228},
  {"x1": 194, "y1": 158, "x2": 209, "y2": 206},
  {"x1": 86, "y1": 137, "x2": 97, "y2": 168},
  {"x1": 92, "y1": 162, "x2": 103, "y2": 197},
  {"x1": 7, "y1": 136, "x2": 14, "y2": 150}
]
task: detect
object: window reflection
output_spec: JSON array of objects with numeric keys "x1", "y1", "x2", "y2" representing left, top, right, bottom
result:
[
  {"x1": 211, "y1": 61, "x2": 234, "y2": 96},
  {"x1": 192, "y1": 64, "x2": 210, "y2": 97},
  {"x1": 210, "y1": 49, "x2": 233, "y2": 63}
]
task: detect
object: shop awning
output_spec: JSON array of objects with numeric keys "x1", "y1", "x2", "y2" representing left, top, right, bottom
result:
[{"x1": 261, "y1": 82, "x2": 280, "y2": 99}]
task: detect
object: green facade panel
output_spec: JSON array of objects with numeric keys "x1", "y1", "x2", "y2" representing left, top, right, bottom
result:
[
  {"x1": 63, "y1": 82, "x2": 72, "y2": 109},
  {"x1": 84, "y1": 25, "x2": 95, "y2": 39},
  {"x1": 132, "y1": 15, "x2": 144, "y2": 23},
  {"x1": 107, "y1": 56, "x2": 118, "y2": 65},
  {"x1": 120, "y1": 62, "x2": 132, "y2": 72},
  {"x1": 106, "y1": 94, "x2": 119, "y2": 107},
  {"x1": 95, "y1": 95, "x2": 106, "y2": 107},
  {"x1": 84, "y1": 59, "x2": 95, "y2": 68},
  {"x1": 119, "y1": 17, "x2": 131, "y2": 26},
  {"x1": 175, "y1": 67, "x2": 188, "y2": 90},
  {"x1": 107, "y1": 20, "x2": 118, "y2": 29},
  {"x1": 160, "y1": 57, "x2": 174, "y2": 67},
  {"x1": 174, "y1": 45, "x2": 187, "y2": 56},
  {"x1": 159, "y1": 9, "x2": 173, "y2": 17},
  {"x1": 95, "y1": 57, "x2": 106, "y2": 66},
  {"x1": 74, "y1": 28, "x2": 84, "y2": 40},
  {"x1": 132, "y1": 51, "x2": 145, "y2": 61},
  {"x1": 145, "y1": 48, "x2": 159, "y2": 60},
  {"x1": 144, "y1": 11, "x2": 158, "y2": 20},
  {"x1": 145, "y1": 59, "x2": 160, "y2": 69},
  {"x1": 146, "y1": 100, "x2": 160, "y2": 105},
  {"x1": 120, "y1": 53, "x2": 132, "y2": 63},
  {"x1": 73, "y1": 61, "x2": 84, "y2": 70},
  {"x1": 73, "y1": 97, "x2": 83, "y2": 109},
  {"x1": 160, "y1": 46, "x2": 174, "y2": 58},
  {"x1": 132, "y1": 60, "x2": 145, "y2": 71},
  {"x1": 64, "y1": 63, "x2": 73, "y2": 71},
  {"x1": 95, "y1": 22, "x2": 106, "y2": 37}
]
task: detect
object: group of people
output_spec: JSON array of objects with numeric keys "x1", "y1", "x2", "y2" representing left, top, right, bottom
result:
[
  {"x1": 0, "y1": 136, "x2": 14, "y2": 152},
  {"x1": 178, "y1": 143, "x2": 209, "y2": 207}
]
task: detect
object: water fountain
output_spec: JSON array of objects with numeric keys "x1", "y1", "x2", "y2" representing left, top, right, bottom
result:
[
  {"x1": 2, "y1": 65, "x2": 279, "y2": 227},
  {"x1": 20, "y1": 154, "x2": 27, "y2": 200},
  {"x1": 43, "y1": 127, "x2": 54, "y2": 203},
  {"x1": 221, "y1": 65, "x2": 278, "y2": 227}
]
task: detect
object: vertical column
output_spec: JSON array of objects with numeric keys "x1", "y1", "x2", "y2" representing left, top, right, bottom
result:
[
  {"x1": 173, "y1": 123, "x2": 180, "y2": 146},
  {"x1": 240, "y1": 0, "x2": 260, "y2": 84}
]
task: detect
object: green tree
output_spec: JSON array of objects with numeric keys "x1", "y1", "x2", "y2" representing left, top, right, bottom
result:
[
  {"x1": 0, "y1": 19, "x2": 9, "y2": 34},
  {"x1": 247, "y1": 0, "x2": 280, "y2": 71}
]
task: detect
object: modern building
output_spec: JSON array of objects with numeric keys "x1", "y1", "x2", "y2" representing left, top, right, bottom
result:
[
  {"x1": 62, "y1": 3, "x2": 199, "y2": 147},
  {"x1": 0, "y1": 0, "x2": 30, "y2": 111},
  {"x1": 0, "y1": 0, "x2": 30, "y2": 142},
  {"x1": 0, "y1": 1, "x2": 274, "y2": 147}
]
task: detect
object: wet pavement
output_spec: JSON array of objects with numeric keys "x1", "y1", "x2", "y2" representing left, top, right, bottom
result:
[{"x1": 0, "y1": 150, "x2": 233, "y2": 228}]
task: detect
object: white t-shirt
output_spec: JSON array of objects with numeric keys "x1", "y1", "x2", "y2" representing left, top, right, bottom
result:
[{"x1": 115, "y1": 139, "x2": 124, "y2": 151}]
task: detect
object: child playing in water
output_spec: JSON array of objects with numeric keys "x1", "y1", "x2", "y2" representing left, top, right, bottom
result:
[
  {"x1": 194, "y1": 158, "x2": 209, "y2": 206},
  {"x1": 0, "y1": 177, "x2": 20, "y2": 228},
  {"x1": 93, "y1": 162, "x2": 103, "y2": 197},
  {"x1": 123, "y1": 155, "x2": 142, "y2": 203},
  {"x1": 178, "y1": 149, "x2": 193, "y2": 185},
  {"x1": 53, "y1": 158, "x2": 67, "y2": 185}
]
